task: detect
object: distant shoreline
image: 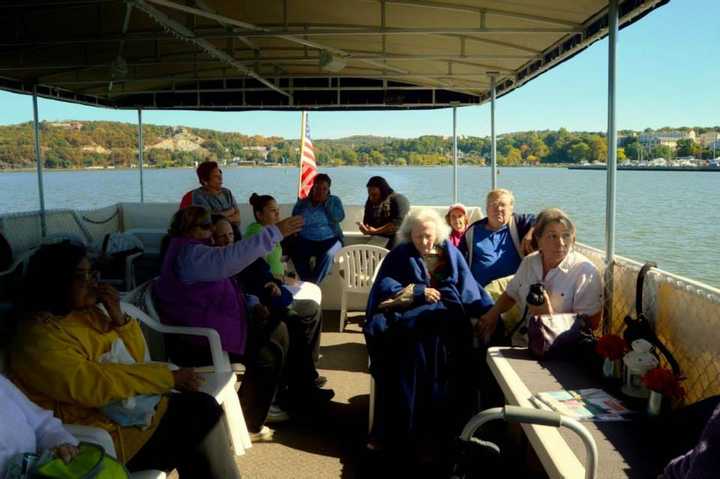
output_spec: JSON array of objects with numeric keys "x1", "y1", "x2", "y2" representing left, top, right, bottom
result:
[
  {"x1": 568, "y1": 165, "x2": 720, "y2": 172},
  {"x1": 0, "y1": 164, "x2": 571, "y2": 173}
]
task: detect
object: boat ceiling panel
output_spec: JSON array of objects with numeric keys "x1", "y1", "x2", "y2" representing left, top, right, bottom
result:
[{"x1": 0, "y1": 0, "x2": 669, "y2": 110}]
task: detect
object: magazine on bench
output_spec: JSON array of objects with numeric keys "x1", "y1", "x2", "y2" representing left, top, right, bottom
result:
[{"x1": 530, "y1": 388, "x2": 632, "y2": 421}]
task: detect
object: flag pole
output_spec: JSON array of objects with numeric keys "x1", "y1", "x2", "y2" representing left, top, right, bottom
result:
[{"x1": 298, "y1": 111, "x2": 307, "y2": 198}]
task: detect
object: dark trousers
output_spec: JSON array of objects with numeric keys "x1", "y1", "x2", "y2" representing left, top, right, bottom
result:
[
  {"x1": 283, "y1": 305, "x2": 322, "y2": 394},
  {"x1": 167, "y1": 316, "x2": 289, "y2": 434},
  {"x1": 290, "y1": 298, "x2": 323, "y2": 363},
  {"x1": 126, "y1": 392, "x2": 223, "y2": 478},
  {"x1": 289, "y1": 236, "x2": 342, "y2": 284},
  {"x1": 230, "y1": 319, "x2": 289, "y2": 433}
]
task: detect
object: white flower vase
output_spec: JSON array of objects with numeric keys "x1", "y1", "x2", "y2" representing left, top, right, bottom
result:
[{"x1": 647, "y1": 390, "x2": 663, "y2": 416}]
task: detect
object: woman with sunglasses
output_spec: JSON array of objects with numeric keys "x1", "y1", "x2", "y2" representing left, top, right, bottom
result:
[
  {"x1": 155, "y1": 206, "x2": 308, "y2": 441},
  {"x1": 8, "y1": 241, "x2": 240, "y2": 478}
]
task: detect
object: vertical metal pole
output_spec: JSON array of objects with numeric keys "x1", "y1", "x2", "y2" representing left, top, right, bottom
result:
[
  {"x1": 490, "y1": 74, "x2": 497, "y2": 189},
  {"x1": 452, "y1": 106, "x2": 458, "y2": 203},
  {"x1": 137, "y1": 109, "x2": 144, "y2": 203},
  {"x1": 32, "y1": 87, "x2": 47, "y2": 238},
  {"x1": 603, "y1": 0, "x2": 619, "y2": 334},
  {"x1": 298, "y1": 111, "x2": 307, "y2": 197}
]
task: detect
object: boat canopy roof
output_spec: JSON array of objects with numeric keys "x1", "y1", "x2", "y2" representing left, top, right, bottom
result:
[{"x1": 0, "y1": 0, "x2": 667, "y2": 111}]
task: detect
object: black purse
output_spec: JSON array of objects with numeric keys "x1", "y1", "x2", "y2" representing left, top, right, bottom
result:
[{"x1": 623, "y1": 262, "x2": 681, "y2": 375}]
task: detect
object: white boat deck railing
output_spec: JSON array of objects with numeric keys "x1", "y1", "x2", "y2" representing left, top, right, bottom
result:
[{"x1": 2, "y1": 204, "x2": 719, "y2": 405}]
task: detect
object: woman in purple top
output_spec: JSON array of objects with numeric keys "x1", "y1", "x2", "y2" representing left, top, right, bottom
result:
[{"x1": 154, "y1": 206, "x2": 305, "y2": 440}]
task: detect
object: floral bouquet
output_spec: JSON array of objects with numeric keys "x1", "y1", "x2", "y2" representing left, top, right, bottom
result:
[
  {"x1": 596, "y1": 334, "x2": 627, "y2": 360},
  {"x1": 642, "y1": 367, "x2": 685, "y2": 399}
]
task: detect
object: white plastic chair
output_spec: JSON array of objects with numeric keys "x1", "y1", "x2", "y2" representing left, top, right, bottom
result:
[
  {"x1": 333, "y1": 244, "x2": 389, "y2": 332},
  {"x1": 137, "y1": 281, "x2": 245, "y2": 375},
  {"x1": 120, "y1": 302, "x2": 252, "y2": 456}
]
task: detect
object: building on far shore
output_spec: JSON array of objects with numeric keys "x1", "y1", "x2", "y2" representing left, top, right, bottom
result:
[
  {"x1": 698, "y1": 131, "x2": 720, "y2": 147},
  {"x1": 639, "y1": 129, "x2": 696, "y2": 148},
  {"x1": 242, "y1": 146, "x2": 269, "y2": 162}
]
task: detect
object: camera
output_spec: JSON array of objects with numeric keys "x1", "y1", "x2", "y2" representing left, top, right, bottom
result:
[{"x1": 527, "y1": 283, "x2": 546, "y2": 307}]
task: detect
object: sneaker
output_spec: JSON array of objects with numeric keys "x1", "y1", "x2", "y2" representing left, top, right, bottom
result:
[
  {"x1": 249, "y1": 426, "x2": 274, "y2": 442},
  {"x1": 266, "y1": 404, "x2": 290, "y2": 423}
]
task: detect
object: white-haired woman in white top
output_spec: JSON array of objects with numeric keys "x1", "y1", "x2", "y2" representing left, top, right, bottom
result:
[{"x1": 476, "y1": 208, "x2": 603, "y2": 343}]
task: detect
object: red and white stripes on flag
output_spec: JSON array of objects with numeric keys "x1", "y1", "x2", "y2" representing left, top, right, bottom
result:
[{"x1": 298, "y1": 111, "x2": 317, "y2": 199}]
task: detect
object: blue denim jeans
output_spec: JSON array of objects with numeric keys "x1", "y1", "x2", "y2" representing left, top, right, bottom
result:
[{"x1": 290, "y1": 236, "x2": 342, "y2": 284}]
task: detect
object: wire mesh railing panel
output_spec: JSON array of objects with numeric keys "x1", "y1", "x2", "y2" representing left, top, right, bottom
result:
[
  {"x1": 576, "y1": 242, "x2": 720, "y2": 405},
  {"x1": 651, "y1": 274, "x2": 720, "y2": 403}
]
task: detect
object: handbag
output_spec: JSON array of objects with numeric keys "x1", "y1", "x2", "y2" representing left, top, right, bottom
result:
[
  {"x1": 5, "y1": 443, "x2": 129, "y2": 479},
  {"x1": 527, "y1": 313, "x2": 594, "y2": 359}
]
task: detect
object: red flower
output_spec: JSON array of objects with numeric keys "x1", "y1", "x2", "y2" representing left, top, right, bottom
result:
[
  {"x1": 642, "y1": 367, "x2": 686, "y2": 399},
  {"x1": 596, "y1": 334, "x2": 627, "y2": 360}
]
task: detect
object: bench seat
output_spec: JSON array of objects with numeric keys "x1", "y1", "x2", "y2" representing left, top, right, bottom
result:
[{"x1": 487, "y1": 347, "x2": 660, "y2": 479}]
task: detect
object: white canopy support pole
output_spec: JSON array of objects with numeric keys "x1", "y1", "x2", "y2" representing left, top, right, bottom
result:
[
  {"x1": 489, "y1": 73, "x2": 497, "y2": 189},
  {"x1": 137, "y1": 109, "x2": 145, "y2": 203},
  {"x1": 452, "y1": 105, "x2": 458, "y2": 203},
  {"x1": 603, "y1": 0, "x2": 619, "y2": 334},
  {"x1": 32, "y1": 86, "x2": 47, "y2": 238}
]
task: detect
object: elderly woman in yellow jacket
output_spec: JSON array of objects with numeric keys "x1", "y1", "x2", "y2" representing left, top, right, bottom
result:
[{"x1": 9, "y1": 241, "x2": 240, "y2": 478}]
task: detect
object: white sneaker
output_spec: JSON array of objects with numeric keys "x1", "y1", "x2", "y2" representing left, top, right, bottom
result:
[
  {"x1": 266, "y1": 404, "x2": 290, "y2": 423},
  {"x1": 249, "y1": 426, "x2": 274, "y2": 442}
]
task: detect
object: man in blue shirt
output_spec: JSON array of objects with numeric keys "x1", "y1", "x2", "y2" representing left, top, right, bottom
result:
[
  {"x1": 290, "y1": 174, "x2": 345, "y2": 284},
  {"x1": 459, "y1": 189, "x2": 536, "y2": 288}
]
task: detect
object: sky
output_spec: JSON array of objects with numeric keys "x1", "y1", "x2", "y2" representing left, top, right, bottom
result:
[{"x1": 0, "y1": 0, "x2": 717, "y2": 139}]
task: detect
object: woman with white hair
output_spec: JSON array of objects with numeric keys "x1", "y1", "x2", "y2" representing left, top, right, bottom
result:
[{"x1": 364, "y1": 208, "x2": 493, "y2": 457}]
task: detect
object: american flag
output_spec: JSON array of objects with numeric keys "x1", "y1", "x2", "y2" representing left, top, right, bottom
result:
[{"x1": 298, "y1": 112, "x2": 317, "y2": 199}]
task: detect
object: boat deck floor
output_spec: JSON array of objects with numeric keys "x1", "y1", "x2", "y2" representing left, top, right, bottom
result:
[
  {"x1": 235, "y1": 311, "x2": 374, "y2": 479},
  {"x1": 225, "y1": 311, "x2": 542, "y2": 478}
]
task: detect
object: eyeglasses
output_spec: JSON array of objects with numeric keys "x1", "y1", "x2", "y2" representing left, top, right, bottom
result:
[{"x1": 74, "y1": 268, "x2": 99, "y2": 283}]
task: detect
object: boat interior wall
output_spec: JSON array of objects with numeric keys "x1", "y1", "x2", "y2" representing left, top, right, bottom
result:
[
  {"x1": 575, "y1": 243, "x2": 720, "y2": 405},
  {"x1": 0, "y1": 202, "x2": 482, "y2": 309},
  {"x1": 0, "y1": 209, "x2": 92, "y2": 258},
  {"x1": 78, "y1": 204, "x2": 124, "y2": 244},
  {"x1": 0, "y1": 0, "x2": 668, "y2": 110}
]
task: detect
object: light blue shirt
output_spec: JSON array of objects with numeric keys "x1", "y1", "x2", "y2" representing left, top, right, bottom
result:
[
  {"x1": 298, "y1": 203, "x2": 336, "y2": 241},
  {"x1": 292, "y1": 195, "x2": 345, "y2": 242}
]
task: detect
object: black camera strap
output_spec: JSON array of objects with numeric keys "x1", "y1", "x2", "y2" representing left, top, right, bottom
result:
[{"x1": 507, "y1": 304, "x2": 530, "y2": 339}]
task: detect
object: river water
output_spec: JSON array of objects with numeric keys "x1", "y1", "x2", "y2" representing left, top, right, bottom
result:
[{"x1": 1, "y1": 166, "x2": 718, "y2": 288}]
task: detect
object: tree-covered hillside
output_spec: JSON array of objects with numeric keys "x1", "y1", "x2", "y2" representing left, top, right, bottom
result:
[{"x1": 0, "y1": 121, "x2": 717, "y2": 170}]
